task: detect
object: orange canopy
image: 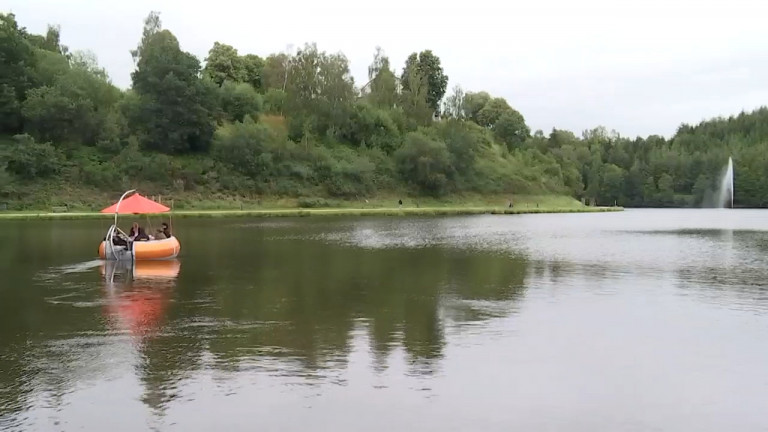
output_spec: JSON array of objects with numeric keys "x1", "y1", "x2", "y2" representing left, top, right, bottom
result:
[{"x1": 100, "y1": 193, "x2": 170, "y2": 214}]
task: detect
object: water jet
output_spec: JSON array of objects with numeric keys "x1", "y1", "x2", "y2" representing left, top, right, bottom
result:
[{"x1": 717, "y1": 157, "x2": 734, "y2": 208}]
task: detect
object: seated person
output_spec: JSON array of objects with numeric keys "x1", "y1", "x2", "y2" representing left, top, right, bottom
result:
[
  {"x1": 107, "y1": 233, "x2": 129, "y2": 247},
  {"x1": 161, "y1": 222, "x2": 172, "y2": 238},
  {"x1": 154, "y1": 228, "x2": 167, "y2": 240},
  {"x1": 129, "y1": 222, "x2": 150, "y2": 242}
]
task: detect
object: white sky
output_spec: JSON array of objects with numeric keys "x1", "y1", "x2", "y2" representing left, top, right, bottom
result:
[{"x1": 5, "y1": 0, "x2": 767, "y2": 138}]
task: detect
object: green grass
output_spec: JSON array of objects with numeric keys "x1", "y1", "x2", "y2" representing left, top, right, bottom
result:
[{"x1": 0, "y1": 195, "x2": 623, "y2": 220}]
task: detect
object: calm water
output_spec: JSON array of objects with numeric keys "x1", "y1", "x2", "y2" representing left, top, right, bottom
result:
[{"x1": 1, "y1": 209, "x2": 767, "y2": 431}]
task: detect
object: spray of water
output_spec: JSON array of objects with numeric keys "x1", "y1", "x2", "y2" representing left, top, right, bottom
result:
[{"x1": 717, "y1": 157, "x2": 734, "y2": 208}]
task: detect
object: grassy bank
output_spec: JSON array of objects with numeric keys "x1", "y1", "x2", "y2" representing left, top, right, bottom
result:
[{"x1": 0, "y1": 194, "x2": 622, "y2": 220}]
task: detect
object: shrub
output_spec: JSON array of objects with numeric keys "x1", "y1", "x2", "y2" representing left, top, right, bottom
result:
[
  {"x1": 394, "y1": 131, "x2": 453, "y2": 196},
  {"x1": 297, "y1": 197, "x2": 330, "y2": 208},
  {"x1": 5, "y1": 135, "x2": 65, "y2": 179}
]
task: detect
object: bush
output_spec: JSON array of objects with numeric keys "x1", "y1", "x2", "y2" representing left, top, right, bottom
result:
[
  {"x1": 219, "y1": 80, "x2": 263, "y2": 122},
  {"x1": 211, "y1": 117, "x2": 275, "y2": 179},
  {"x1": 5, "y1": 135, "x2": 65, "y2": 179},
  {"x1": 395, "y1": 131, "x2": 453, "y2": 196},
  {"x1": 298, "y1": 197, "x2": 330, "y2": 208}
]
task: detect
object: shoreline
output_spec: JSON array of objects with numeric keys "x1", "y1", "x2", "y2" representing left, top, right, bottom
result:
[{"x1": 0, "y1": 205, "x2": 623, "y2": 220}]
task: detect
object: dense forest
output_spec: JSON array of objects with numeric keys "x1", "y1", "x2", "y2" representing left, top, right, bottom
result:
[{"x1": 1, "y1": 11, "x2": 767, "y2": 209}]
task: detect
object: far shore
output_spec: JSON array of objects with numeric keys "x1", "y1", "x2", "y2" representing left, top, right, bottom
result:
[{"x1": 0, "y1": 205, "x2": 623, "y2": 220}]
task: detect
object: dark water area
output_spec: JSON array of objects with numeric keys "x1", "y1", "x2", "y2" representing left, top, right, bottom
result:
[{"x1": 1, "y1": 209, "x2": 767, "y2": 431}]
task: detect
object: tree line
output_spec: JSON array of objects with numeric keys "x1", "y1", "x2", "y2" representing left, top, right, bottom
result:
[{"x1": 1, "y1": 11, "x2": 766, "y2": 207}]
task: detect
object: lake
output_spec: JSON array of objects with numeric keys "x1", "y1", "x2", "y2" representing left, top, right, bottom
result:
[{"x1": 1, "y1": 209, "x2": 767, "y2": 431}]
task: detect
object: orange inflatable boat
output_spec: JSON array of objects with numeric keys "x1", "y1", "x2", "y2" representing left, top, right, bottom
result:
[
  {"x1": 99, "y1": 236, "x2": 181, "y2": 260},
  {"x1": 98, "y1": 189, "x2": 181, "y2": 261}
]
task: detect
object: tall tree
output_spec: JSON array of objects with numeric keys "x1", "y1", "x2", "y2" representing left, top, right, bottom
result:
[
  {"x1": 399, "y1": 67, "x2": 432, "y2": 127},
  {"x1": 494, "y1": 109, "x2": 530, "y2": 149},
  {"x1": 241, "y1": 54, "x2": 265, "y2": 91},
  {"x1": 22, "y1": 59, "x2": 120, "y2": 146},
  {"x1": 442, "y1": 85, "x2": 465, "y2": 119},
  {"x1": 218, "y1": 81, "x2": 263, "y2": 123},
  {"x1": 462, "y1": 91, "x2": 491, "y2": 124},
  {"x1": 26, "y1": 24, "x2": 68, "y2": 56},
  {"x1": 129, "y1": 12, "x2": 215, "y2": 153},
  {"x1": 476, "y1": 97, "x2": 511, "y2": 128},
  {"x1": 365, "y1": 47, "x2": 397, "y2": 109},
  {"x1": 262, "y1": 53, "x2": 290, "y2": 91},
  {"x1": 203, "y1": 42, "x2": 246, "y2": 86},
  {"x1": 0, "y1": 13, "x2": 37, "y2": 133},
  {"x1": 400, "y1": 50, "x2": 448, "y2": 114},
  {"x1": 284, "y1": 43, "x2": 356, "y2": 137}
]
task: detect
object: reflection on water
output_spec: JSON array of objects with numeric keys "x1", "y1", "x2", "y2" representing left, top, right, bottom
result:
[{"x1": 1, "y1": 210, "x2": 768, "y2": 431}]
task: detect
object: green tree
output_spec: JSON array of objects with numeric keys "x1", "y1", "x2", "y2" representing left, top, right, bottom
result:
[
  {"x1": 365, "y1": 47, "x2": 398, "y2": 109},
  {"x1": 600, "y1": 163, "x2": 625, "y2": 205},
  {"x1": 657, "y1": 173, "x2": 674, "y2": 205},
  {"x1": 624, "y1": 160, "x2": 646, "y2": 205},
  {"x1": 242, "y1": 54, "x2": 264, "y2": 91},
  {"x1": 343, "y1": 103, "x2": 401, "y2": 153},
  {"x1": 442, "y1": 85, "x2": 465, "y2": 119},
  {"x1": 400, "y1": 50, "x2": 448, "y2": 114},
  {"x1": 283, "y1": 43, "x2": 356, "y2": 138},
  {"x1": 5, "y1": 134, "x2": 64, "y2": 179},
  {"x1": 218, "y1": 81, "x2": 263, "y2": 122},
  {"x1": 399, "y1": 68, "x2": 433, "y2": 128},
  {"x1": 203, "y1": 42, "x2": 246, "y2": 86},
  {"x1": 692, "y1": 174, "x2": 713, "y2": 207},
  {"x1": 26, "y1": 24, "x2": 68, "y2": 55},
  {"x1": 129, "y1": 13, "x2": 216, "y2": 153},
  {"x1": 494, "y1": 109, "x2": 530, "y2": 149},
  {"x1": 395, "y1": 131, "x2": 452, "y2": 196},
  {"x1": 263, "y1": 88, "x2": 286, "y2": 114},
  {"x1": 212, "y1": 117, "x2": 275, "y2": 180},
  {"x1": 21, "y1": 86, "x2": 79, "y2": 144},
  {"x1": 0, "y1": 13, "x2": 37, "y2": 133},
  {"x1": 642, "y1": 177, "x2": 657, "y2": 205},
  {"x1": 462, "y1": 91, "x2": 491, "y2": 124},
  {"x1": 262, "y1": 53, "x2": 289, "y2": 90},
  {"x1": 32, "y1": 48, "x2": 70, "y2": 87},
  {"x1": 477, "y1": 97, "x2": 511, "y2": 128},
  {"x1": 435, "y1": 119, "x2": 486, "y2": 176}
]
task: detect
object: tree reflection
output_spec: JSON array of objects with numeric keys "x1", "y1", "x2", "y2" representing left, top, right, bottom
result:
[{"x1": 1, "y1": 219, "x2": 534, "y2": 422}]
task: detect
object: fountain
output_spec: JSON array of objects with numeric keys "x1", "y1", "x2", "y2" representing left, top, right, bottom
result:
[{"x1": 717, "y1": 157, "x2": 734, "y2": 208}]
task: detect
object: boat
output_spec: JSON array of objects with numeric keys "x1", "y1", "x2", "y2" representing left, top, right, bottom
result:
[{"x1": 98, "y1": 189, "x2": 181, "y2": 261}]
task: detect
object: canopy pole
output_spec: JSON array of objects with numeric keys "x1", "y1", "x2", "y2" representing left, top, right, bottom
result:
[
  {"x1": 113, "y1": 189, "x2": 136, "y2": 227},
  {"x1": 110, "y1": 189, "x2": 135, "y2": 261}
]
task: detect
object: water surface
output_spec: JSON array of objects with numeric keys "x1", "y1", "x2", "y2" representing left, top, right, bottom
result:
[{"x1": 1, "y1": 209, "x2": 767, "y2": 431}]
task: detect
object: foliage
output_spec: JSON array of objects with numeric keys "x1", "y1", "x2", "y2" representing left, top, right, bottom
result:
[
  {"x1": 218, "y1": 80, "x2": 263, "y2": 122},
  {"x1": 400, "y1": 50, "x2": 448, "y2": 114},
  {"x1": 3, "y1": 11, "x2": 767, "y2": 209},
  {"x1": 5, "y1": 134, "x2": 64, "y2": 179},
  {"x1": 203, "y1": 42, "x2": 246, "y2": 86},
  {"x1": 129, "y1": 14, "x2": 215, "y2": 153},
  {"x1": 365, "y1": 47, "x2": 398, "y2": 109},
  {"x1": 395, "y1": 131, "x2": 453, "y2": 196}
]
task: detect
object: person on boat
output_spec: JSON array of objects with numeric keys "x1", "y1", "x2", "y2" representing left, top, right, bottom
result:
[
  {"x1": 129, "y1": 222, "x2": 150, "y2": 242},
  {"x1": 154, "y1": 228, "x2": 167, "y2": 240},
  {"x1": 161, "y1": 222, "x2": 171, "y2": 238},
  {"x1": 107, "y1": 232, "x2": 129, "y2": 247}
]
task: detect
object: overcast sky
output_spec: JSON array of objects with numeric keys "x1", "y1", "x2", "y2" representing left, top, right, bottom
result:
[{"x1": 5, "y1": 0, "x2": 767, "y2": 138}]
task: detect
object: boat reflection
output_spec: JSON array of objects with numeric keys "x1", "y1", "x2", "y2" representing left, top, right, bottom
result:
[{"x1": 100, "y1": 260, "x2": 180, "y2": 338}]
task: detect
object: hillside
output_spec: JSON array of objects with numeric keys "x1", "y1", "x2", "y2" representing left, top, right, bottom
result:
[{"x1": 0, "y1": 12, "x2": 766, "y2": 210}]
